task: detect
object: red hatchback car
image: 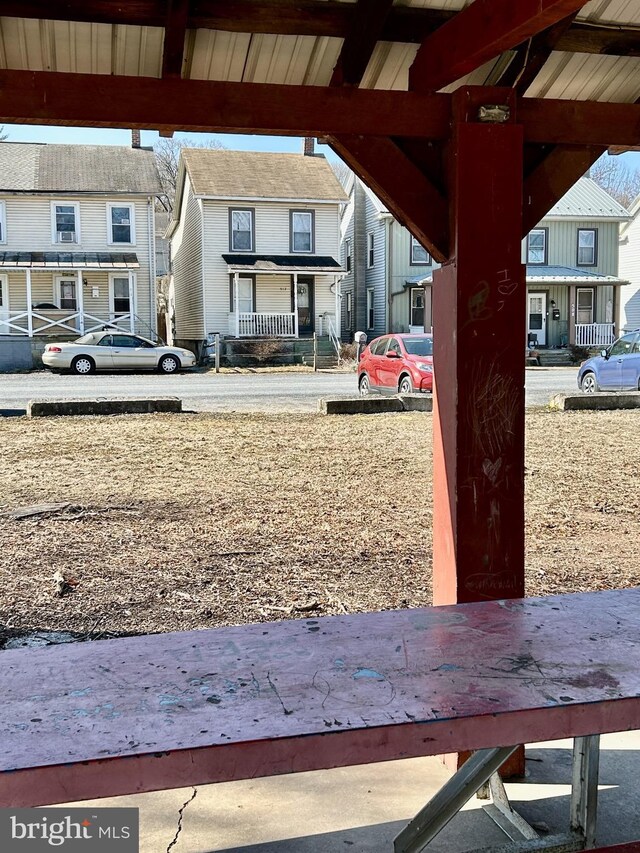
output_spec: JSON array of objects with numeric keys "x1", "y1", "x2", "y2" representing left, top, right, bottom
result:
[{"x1": 358, "y1": 333, "x2": 433, "y2": 395}]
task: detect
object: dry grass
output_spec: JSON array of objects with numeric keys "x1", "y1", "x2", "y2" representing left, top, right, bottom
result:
[{"x1": 0, "y1": 410, "x2": 639, "y2": 645}]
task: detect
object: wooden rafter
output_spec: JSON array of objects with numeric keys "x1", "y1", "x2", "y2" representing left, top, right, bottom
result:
[
  {"x1": 162, "y1": 0, "x2": 190, "y2": 78},
  {"x1": 330, "y1": 0, "x2": 394, "y2": 87},
  {"x1": 1, "y1": 70, "x2": 640, "y2": 148},
  {"x1": 2, "y1": 1, "x2": 640, "y2": 59},
  {"x1": 523, "y1": 144, "x2": 605, "y2": 235},
  {"x1": 495, "y1": 13, "x2": 578, "y2": 94},
  {"x1": 329, "y1": 135, "x2": 449, "y2": 262},
  {"x1": 409, "y1": 0, "x2": 592, "y2": 93}
]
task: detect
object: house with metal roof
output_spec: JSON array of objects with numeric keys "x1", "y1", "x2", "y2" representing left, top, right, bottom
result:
[
  {"x1": 619, "y1": 193, "x2": 640, "y2": 334},
  {"x1": 341, "y1": 176, "x2": 630, "y2": 350},
  {"x1": 167, "y1": 145, "x2": 347, "y2": 359},
  {"x1": 0, "y1": 140, "x2": 163, "y2": 367}
]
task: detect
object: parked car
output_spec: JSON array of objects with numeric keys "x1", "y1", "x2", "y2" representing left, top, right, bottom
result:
[
  {"x1": 358, "y1": 333, "x2": 433, "y2": 395},
  {"x1": 42, "y1": 331, "x2": 196, "y2": 375},
  {"x1": 577, "y1": 330, "x2": 640, "y2": 392}
]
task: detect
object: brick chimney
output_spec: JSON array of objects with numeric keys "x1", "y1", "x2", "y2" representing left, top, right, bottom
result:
[
  {"x1": 131, "y1": 129, "x2": 141, "y2": 148},
  {"x1": 303, "y1": 137, "x2": 315, "y2": 156}
]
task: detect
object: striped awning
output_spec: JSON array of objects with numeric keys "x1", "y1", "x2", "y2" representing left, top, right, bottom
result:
[{"x1": 0, "y1": 252, "x2": 139, "y2": 268}]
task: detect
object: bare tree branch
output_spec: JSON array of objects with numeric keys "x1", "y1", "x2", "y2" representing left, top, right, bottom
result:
[
  {"x1": 154, "y1": 136, "x2": 225, "y2": 208},
  {"x1": 589, "y1": 154, "x2": 640, "y2": 210}
]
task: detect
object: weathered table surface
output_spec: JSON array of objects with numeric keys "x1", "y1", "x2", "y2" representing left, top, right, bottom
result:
[{"x1": 2, "y1": 587, "x2": 640, "y2": 806}]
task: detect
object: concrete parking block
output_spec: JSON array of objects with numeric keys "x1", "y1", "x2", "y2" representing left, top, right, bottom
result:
[
  {"x1": 27, "y1": 397, "x2": 182, "y2": 417},
  {"x1": 318, "y1": 396, "x2": 404, "y2": 414},
  {"x1": 550, "y1": 392, "x2": 640, "y2": 411},
  {"x1": 399, "y1": 393, "x2": 433, "y2": 412}
]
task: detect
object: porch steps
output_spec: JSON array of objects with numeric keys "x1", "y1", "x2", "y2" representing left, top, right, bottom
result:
[
  {"x1": 537, "y1": 349, "x2": 574, "y2": 367},
  {"x1": 299, "y1": 337, "x2": 339, "y2": 369}
]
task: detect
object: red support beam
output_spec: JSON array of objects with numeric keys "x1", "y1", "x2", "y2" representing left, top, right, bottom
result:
[
  {"x1": 432, "y1": 91, "x2": 526, "y2": 607},
  {"x1": 330, "y1": 0, "x2": 394, "y2": 87},
  {"x1": 329, "y1": 135, "x2": 449, "y2": 262},
  {"x1": 162, "y1": 0, "x2": 190, "y2": 78},
  {"x1": 409, "y1": 0, "x2": 591, "y2": 93}
]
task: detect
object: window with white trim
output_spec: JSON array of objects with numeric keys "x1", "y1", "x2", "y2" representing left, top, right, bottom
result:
[
  {"x1": 230, "y1": 209, "x2": 254, "y2": 252},
  {"x1": 410, "y1": 236, "x2": 430, "y2": 265},
  {"x1": 52, "y1": 203, "x2": 79, "y2": 244},
  {"x1": 291, "y1": 210, "x2": 314, "y2": 253},
  {"x1": 577, "y1": 228, "x2": 597, "y2": 265},
  {"x1": 410, "y1": 288, "x2": 425, "y2": 327},
  {"x1": 367, "y1": 288, "x2": 375, "y2": 330},
  {"x1": 109, "y1": 204, "x2": 135, "y2": 244},
  {"x1": 110, "y1": 275, "x2": 132, "y2": 316},
  {"x1": 527, "y1": 229, "x2": 547, "y2": 264},
  {"x1": 56, "y1": 277, "x2": 77, "y2": 310},
  {"x1": 345, "y1": 238, "x2": 352, "y2": 272},
  {"x1": 0, "y1": 274, "x2": 7, "y2": 312},
  {"x1": 367, "y1": 232, "x2": 375, "y2": 268},
  {"x1": 0, "y1": 202, "x2": 6, "y2": 244},
  {"x1": 346, "y1": 291, "x2": 353, "y2": 330}
]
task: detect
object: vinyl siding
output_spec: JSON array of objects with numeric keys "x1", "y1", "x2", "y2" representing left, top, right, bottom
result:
[
  {"x1": 619, "y1": 210, "x2": 640, "y2": 331},
  {"x1": 363, "y1": 193, "x2": 386, "y2": 337},
  {"x1": 201, "y1": 199, "x2": 341, "y2": 336},
  {"x1": 389, "y1": 220, "x2": 439, "y2": 334},
  {"x1": 0, "y1": 194, "x2": 155, "y2": 332},
  {"x1": 339, "y1": 183, "x2": 355, "y2": 339},
  {"x1": 171, "y1": 175, "x2": 205, "y2": 340},
  {"x1": 523, "y1": 219, "x2": 620, "y2": 274}
]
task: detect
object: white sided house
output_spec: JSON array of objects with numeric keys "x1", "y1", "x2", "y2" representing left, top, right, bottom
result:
[
  {"x1": 0, "y1": 141, "x2": 162, "y2": 370},
  {"x1": 167, "y1": 147, "x2": 347, "y2": 360},
  {"x1": 619, "y1": 193, "x2": 640, "y2": 333}
]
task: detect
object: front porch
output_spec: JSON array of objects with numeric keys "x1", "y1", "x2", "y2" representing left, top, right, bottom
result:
[{"x1": 0, "y1": 254, "x2": 142, "y2": 338}]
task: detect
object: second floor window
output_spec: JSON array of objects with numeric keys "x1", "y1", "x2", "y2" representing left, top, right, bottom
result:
[
  {"x1": 410, "y1": 235, "x2": 431, "y2": 265},
  {"x1": 368, "y1": 232, "x2": 375, "y2": 268},
  {"x1": 577, "y1": 228, "x2": 597, "y2": 265},
  {"x1": 54, "y1": 203, "x2": 79, "y2": 243},
  {"x1": 291, "y1": 211, "x2": 314, "y2": 253},
  {"x1": 230, "y1": 209, "x2": 254, "y2": 252},
  {"x1": 527, "y1": 228, "x2": 547, "y2": 264},
  {"x1": 109, "y1": 204, "x2": 134, "y2": 244}
]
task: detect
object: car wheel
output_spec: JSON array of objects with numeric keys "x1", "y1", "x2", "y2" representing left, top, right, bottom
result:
[
  {"x1": 581, "y1": 372, "x2": 598, "y2": 393},
  {"x1": 358, "y1": 374, "x2": 370, "y2": 396},
  {"x1": 71, "y1": 355, "x2": 95, "y2": 375},
  {"x1": 159, "y1": 354, "x2": 180, "y2": 374},
  {"x1": 398, "y1": 375, "x2": 413, "y2": 394}
]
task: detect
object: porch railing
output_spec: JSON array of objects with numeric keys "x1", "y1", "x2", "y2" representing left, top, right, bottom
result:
[
  {"x1": 575, "y1": 323, "x2": 615, "y2": 348},
  {"x1": 230, "y1": 312, "x2": 297, "y2": 337},
  {"x1": 0, "y1": 310, "x2": 135, "y2": 337}
]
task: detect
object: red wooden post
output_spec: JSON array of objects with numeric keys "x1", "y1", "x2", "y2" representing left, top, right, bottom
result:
[{"x1": 432, "y1": 91, "x2": 526, "y2": 773}]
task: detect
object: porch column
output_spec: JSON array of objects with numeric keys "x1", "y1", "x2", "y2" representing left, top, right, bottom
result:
[
  {"x1": 568, "y1": 284, "x2": 576, "y2": 346},
  {"x1": 293, "y1": 272, "x2": 299, "y2": 338},
  {"x1": 334, "y1": 275, "x2": 340, "y2": 337},
  {"x1": 613, "y1": 285, "x2": 621, "y2": 339},
  {"x1": 76, "y1": 269, "x2": 84, "y2": 334},
  {"x1": 432, "y1": 96, "x2": 525, "y2": 608},
  {"x1": 127, "y1": 270, "x2": 134, "y2": 332},
  {"x1": 25, "y1": 269, "x2": 33, "y2": 337},
  {"x1": 234, "y1": 272, "x2": 240, "y2": 337}
]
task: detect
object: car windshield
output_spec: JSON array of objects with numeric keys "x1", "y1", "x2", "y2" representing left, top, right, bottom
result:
[{"x1": 403, "y1": 337, "x2": 433, "y2": 356}]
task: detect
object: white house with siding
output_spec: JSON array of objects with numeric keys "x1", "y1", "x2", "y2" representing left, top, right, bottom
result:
[
  {"x1": 619, "y1": 193, "x2": 640, "y2": 332},
  {"x1": 167, "y1": 147, "x2": 347, "y2": 357},
  {"x1": 0, "y1": 141, "x2": 162, "y2": 366},
  {"x1": 341, "y1": 175, "x2": 629, "y2": 350}
]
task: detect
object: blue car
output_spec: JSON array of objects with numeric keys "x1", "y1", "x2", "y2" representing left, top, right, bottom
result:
[{"x1": 577, "y1": 330, "x2": 640, "y2": 393}]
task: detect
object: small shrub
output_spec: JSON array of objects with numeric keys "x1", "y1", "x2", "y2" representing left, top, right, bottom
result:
[
  {"x1": 340, "y1": 342, "x2": 357, "y2": 362},
  {"x1": 568, "y1": 344, "x2": 591, "y2": 364},
  {"x1": 231, "y1": 338, "x2": 284, "y2": 364}
]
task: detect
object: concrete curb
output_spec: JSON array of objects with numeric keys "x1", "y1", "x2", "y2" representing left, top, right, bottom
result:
[
  {"x1": 550, "y1": 392, "x2": 640, "y2": 411},
  {"x1": 27, "y1": 397, "x2": 182, "y2": 418},
  {"x1": 318, "y1": 394, "x2": 432, "y2": 414}
]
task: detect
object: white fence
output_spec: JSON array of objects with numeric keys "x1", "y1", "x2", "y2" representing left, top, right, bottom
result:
[
  {"x1": 0, "y1": 310, "x2": 135, "y2": 336},
  {"x1": 230, "y1": 312, "x2": 297, "y2": 337},
  {"x1": 575, "y1": 323, "x2": 615, "y2": 347}
]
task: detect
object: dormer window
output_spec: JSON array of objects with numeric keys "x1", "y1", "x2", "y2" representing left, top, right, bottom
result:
[
  {"x1": 109, "y1": 204, "x2": 135, "y2": 244},
  {"x1": 52, "y1": 202, "x2": 79, "y2": 244},
  {"x1": 230, "y1": 209, "x2": 255, "y2": 252},
  {"x1": 291, "y1": 210, "x2": 314, "y2": 253}
]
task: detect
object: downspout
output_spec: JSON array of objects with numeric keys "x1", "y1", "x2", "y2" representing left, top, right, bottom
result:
[
  {"x1": 386, "y1": 217, "x2": 393, "y2": 333},
  {"x1": 147, "y1": 197, "x2": 156, "y2": 336}
]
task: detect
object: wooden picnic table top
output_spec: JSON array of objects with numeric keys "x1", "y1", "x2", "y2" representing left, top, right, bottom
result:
[{"x1": 2, "y1": 587, "x2": 640, "y2": 806}]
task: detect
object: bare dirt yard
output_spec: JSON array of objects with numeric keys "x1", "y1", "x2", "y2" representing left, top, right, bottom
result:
[{"x1": 0, "y1": 410, "x2": 638, "y2": 647}]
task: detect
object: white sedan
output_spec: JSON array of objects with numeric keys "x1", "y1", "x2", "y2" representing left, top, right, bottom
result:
[{"x1": 42, "y1": 331, "x2": 196, "y2": 374}]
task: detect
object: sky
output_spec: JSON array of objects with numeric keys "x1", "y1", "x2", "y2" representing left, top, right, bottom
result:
[
  {"x1": 3, "y1": 123, "x2": 640, "y2": 175},
  {"x1": 0, "y1": 124, "x2": 340, "y2": 160}
]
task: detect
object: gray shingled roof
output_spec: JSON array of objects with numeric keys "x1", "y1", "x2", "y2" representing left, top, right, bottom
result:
[
  {"x1": 0, "y1": 143, "x2": 162, "y2": 194},
  {"x1": 182, "y1": 149, "x2": 348, "y2": 201}
]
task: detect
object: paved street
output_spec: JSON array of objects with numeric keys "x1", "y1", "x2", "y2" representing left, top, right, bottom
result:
[{"x1": 0, "y1": 367, "x2": 579, "y2": 414}]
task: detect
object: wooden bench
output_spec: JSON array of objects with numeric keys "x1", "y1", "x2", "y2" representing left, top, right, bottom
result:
[{"x1": 2, "y1": 587, "x2": 640, "y2": 852}]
